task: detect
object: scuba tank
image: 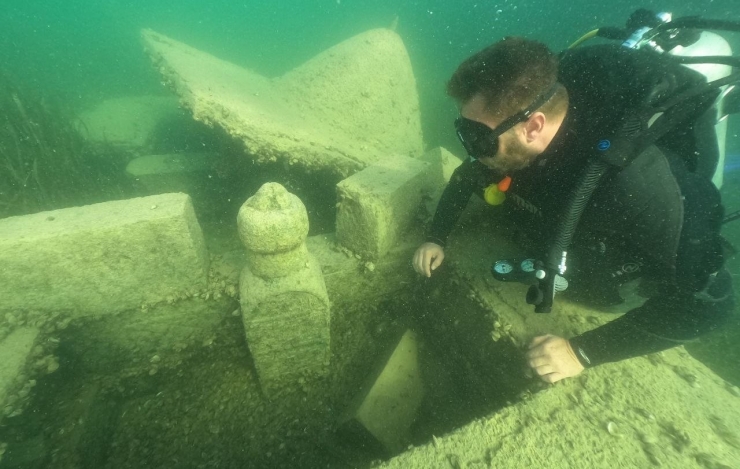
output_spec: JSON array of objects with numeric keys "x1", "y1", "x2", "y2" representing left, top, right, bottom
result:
[
  {"x1": 667, "y1": 31, "x2": 733, "y2": 188},
  {"x1": 612, "y1": 10, "x2": 734, "y2": 188}
]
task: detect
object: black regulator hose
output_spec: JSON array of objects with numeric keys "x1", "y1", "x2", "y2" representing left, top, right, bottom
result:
[
  {"x1": 577, "y1": 16, "x2": 740, "y2": 51},
  {"x1": 655, "y1": 17, "x2": 740, "y2": 33},
  {"x1": 528, "y1": 158, "x2": 612, "y2": 313}
]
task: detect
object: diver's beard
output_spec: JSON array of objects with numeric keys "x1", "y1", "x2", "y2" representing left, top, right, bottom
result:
[
  {"x1": 491, "y1": 155, "x2": 530, "y2": 172},
  {"x1": 491, "y1": 136, "x2": 537, "y2": 174},
  {"x1": 491, "y1": 142, "x2": 537, "y2": 173}
]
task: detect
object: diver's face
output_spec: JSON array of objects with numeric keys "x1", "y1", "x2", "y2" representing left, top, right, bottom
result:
[
  {"x1": 461, "y1": 94, "x2": 541, "y2": 173},
  {"x1": 477, "y1": 129, "x2": 533, "y2": 172}
]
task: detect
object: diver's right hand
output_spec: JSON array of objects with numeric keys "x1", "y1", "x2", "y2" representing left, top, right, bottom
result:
[{"x1": 413, "y1": 242, "x2": 445, "y2": 278}]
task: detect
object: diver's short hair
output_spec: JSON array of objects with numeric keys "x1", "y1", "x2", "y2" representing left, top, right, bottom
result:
[{"x1": 447, "y1": 36, "x2": 568, "y2": 119}]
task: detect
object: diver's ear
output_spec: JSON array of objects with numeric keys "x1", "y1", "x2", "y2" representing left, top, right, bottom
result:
[{"x1": 523, "y1": 112, "x2": 546, "y2": 142}]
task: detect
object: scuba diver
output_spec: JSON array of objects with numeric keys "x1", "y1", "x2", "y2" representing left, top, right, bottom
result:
[{"x1": 412, "y1": 10, "x2": 740, "y2": 384}]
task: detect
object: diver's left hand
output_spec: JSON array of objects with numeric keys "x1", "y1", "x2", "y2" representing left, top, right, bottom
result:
[{"x1": 526, "y1": 334, "x2": 584, "y2": 384}]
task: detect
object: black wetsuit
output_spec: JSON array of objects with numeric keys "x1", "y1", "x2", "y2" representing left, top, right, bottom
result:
[{"x1": 427, "y1": 45, "x2": 734, "y2": 367}]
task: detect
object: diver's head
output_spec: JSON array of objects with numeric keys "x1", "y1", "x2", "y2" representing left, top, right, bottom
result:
[{"x1": 447, "y1": 37, "x2": 568, "y2": 173}]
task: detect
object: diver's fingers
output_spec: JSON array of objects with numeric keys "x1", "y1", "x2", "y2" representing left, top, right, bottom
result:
[
  {"x1": 528, "y1": 334, "x2": 555, "y2": 349},
  {"x1": 430, "y1": 251, "x2": 444, "y2": 272},
  {"x1": 422, "y1": 250, "x2": 433, "y2": 277},
  {"x1": 540, "y1": 372, "x2": 565, "y2": 384},
  {"x1": 412, "y1": 249, "x2": 421, "y2": 274},
  {"x1": 527, "y1": 355, "x2": 551, "y2": 369},
  {"x1": 531, "y1": 364, "x2": 556, "y2": 377},
  {"x1": 412, "y1": 246, "x2": 427, "y2": 276}
]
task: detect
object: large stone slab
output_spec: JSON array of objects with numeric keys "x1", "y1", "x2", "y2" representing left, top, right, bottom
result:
[
  {"x1": 77, "y1": 95, "x2": 182, "y2": 148},
  {"x1": 142, "y1": 28, "x2": 424, "y2": 177},
  {"x1": 0, "y1": 193, "x2": 208, "y2": 316},
  {"x1": 336, "y1": 156, "x2": 434, "y2": 259}
]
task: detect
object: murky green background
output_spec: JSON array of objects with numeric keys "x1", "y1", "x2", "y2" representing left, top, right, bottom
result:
[
  {"x1": 1, "y1": 1, "x2": 740, "y2": 467},
  {"x1": 2, "y1": 0, "x2": 738, "y2": 151}
]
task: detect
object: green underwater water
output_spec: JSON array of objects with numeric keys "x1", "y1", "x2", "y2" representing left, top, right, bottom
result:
[
  {"x1": 1, "y1": 0, "x2": 739, "y2": 149},
  {"x1": 1, "y1": 0, "x2": 740, "y2": 468}
]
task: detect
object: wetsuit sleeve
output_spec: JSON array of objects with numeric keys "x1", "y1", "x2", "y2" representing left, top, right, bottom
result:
[
  {"x1": 426, "y1": 159, "x2": 496, "y2": 247},
  {"x1": 569, "y1": 270, "x2": 734, "y2": 367},
  {"x1": 569, "y1": 171, "x2": 734, "y2": 367}
]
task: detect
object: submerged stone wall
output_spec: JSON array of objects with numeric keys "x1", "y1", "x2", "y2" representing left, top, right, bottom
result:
[{"x1": 0, "y1": 193, "x2": 208, "y2": 316}]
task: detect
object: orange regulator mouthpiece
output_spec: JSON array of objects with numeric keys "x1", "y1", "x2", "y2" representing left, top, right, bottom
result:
[{"x1": 497, "y1": 176, "x2": 512, "y2": 192}]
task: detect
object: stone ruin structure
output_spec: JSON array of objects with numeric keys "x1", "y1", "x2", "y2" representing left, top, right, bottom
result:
[
  {"x1": 1, "y1": 26, "x2": 740, "y2": 469},
  {"x1": 237, "y1": 182, "x2": 331, "y2": 394}
]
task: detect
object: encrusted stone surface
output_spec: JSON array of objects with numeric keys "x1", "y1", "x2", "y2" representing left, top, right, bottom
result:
[
  {"x1": 239, "y1": 257, "x2": 330, "y2": 394},
  {"x1": 344, "y1": 329, "x2": 424, "y2": 454},
  {"x1": 237, "y1": 184, "x2": 330, "y2": 394},
  {"x1": 0, "y1": 193, "x2": 208, "y2": 315},
  {"x1": 0, "y1": 327, "x2": 39, "y2": 416},
  {"x1": 237, "y1": 183, "x2": 309, "y2": 255},
  {"x1": 336, "y1": 156, "x2": 434, "y2": 259},
  {"x1": 142, "y1": 28, "x2": 424, "y2": 177},
  {"x1": 246, "y1": 244, "x2": 310, "y2": 279},
  {"x1": 421, "y1": 146, "x2": 463, "y2": 185},
  {"x1": 379, "y1": 346, "x2": 740, "y2": 469}
]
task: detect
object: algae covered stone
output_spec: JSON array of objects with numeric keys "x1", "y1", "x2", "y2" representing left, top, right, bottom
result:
[{"x1": 237, "y1": 182, "x2": 309, "y2": 254}]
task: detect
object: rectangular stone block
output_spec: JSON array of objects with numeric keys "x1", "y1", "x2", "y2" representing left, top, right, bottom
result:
[
  {"x1": 341, "y1": 329, "x2": 424, "y2": 454},
  {"x1": 336, "y1": 156, "x2": 433, "y2": 259},
  {"x1": 126, "y1": 152, "x2": 216, "y2": 194},
  {"x1": 0, "y1": 193, "x2": 208, "y2": 316},
  {"x1": 0, "y1": 327, "x2": 39, "y2": 415}
]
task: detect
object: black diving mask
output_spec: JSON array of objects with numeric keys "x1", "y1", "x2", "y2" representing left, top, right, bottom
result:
[{"x1": 454, "y1": 83, "x2": 560, "y2": 161}]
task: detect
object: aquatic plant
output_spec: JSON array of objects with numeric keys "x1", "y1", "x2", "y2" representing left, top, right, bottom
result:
[{"x1": 0, "y1": 72, "x2": 130, "y2": 218}]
